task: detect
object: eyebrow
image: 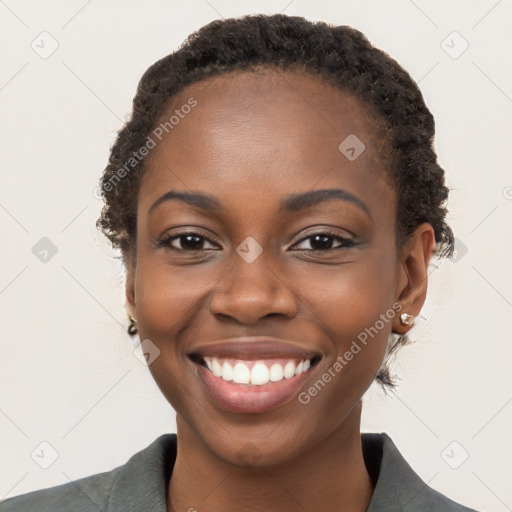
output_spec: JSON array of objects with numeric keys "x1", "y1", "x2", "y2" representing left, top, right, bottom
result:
[
  {"x1": 280, "y1": 188, "x2": 370, "y2": 218},
  {"x1": 148, "y1": 188, "x2": 370, "y2": 218},
  {"x1": 148, "y1": 190, "x2": 221, "y2": 215}
]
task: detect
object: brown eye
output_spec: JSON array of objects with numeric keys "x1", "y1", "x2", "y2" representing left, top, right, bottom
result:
[
  {"x1": 157, "y1": 232, "x2": 219, "y2": 252},
  {"x1": 292, "y1": 231, "x2": 356, "y2": 252}
]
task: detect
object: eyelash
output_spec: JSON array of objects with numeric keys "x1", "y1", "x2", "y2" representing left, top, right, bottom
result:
[
  {"x1": 294, "y1": 230, "x2": 357, "y2": 251},
  {"x1": 156, "y1": 230, "x2": 356, "y2": 253}
]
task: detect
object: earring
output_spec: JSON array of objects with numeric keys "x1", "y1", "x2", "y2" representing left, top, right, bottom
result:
[
  {"x1": 127, "y1": 314, "x2": 138, "y2": 335},
  {"x1": 400, "y1": 313, "x2": 415, "y2": 326}
]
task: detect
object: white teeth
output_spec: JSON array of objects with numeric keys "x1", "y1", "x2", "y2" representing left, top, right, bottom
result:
[
  {"x1": 250, "y1": 362, "x2": 270, "y2": 385},
  {"x1": 283, "y1": 361, "x2": 296, "y2": 379},
  {"x1": 269, "y1": 363, "x2": 284, "y2": 382},
  {"x1": 203, "y1": 357, "x2": 313, "y2": 385},
  {"x1": 221, "y1": 361, "x2": 233, "y2": 381},
  {"x1": 233, "y1": 362, "x2": 250, "y2": 384},
  {"x1": 204, "y1": 357, "x2": 213, "y2": 372},
  {"x1": 211, "y1": 358, "x2": 222, "y2": 377}
]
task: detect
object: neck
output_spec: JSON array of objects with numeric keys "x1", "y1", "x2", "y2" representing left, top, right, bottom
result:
[{"x1": 167, "y1": 403, "x2": 373, "y2": 512}]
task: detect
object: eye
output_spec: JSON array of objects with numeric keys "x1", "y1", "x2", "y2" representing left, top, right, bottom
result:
[
  {"x1": 157, "y1": 229, "x2": 356, "y2": 253},
  {"x1": 291, "y1": 231, "x2": 356, "y2": 252},
  {"x1": 157, "y1": 232, "x2": 220, "y2": 252}
]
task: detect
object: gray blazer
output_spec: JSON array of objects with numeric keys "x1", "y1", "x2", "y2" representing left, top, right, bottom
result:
[{"x1": 0, "y1": 433, "x2": 479, "y2": 511}]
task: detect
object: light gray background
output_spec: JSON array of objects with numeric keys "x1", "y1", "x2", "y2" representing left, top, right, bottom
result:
[{"x1": 1, "y1": 1, "x2": 511, "y2": 510}]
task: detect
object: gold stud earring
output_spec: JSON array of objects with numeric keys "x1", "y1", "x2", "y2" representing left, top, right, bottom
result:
[
  {"x1": 400, "y1": 313, "x2": 415, "y2": 326},
  {"x1": 127, "y1": 314, "x2": 138, "y2": 335}
]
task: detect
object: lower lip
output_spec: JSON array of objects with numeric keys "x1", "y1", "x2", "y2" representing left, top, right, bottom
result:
[{"x1": 195, "y1": 363, "x2": 314, "y2": 414}]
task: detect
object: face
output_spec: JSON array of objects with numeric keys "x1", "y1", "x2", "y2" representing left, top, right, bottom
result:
[{"x1": 126, "y1": 70, "x2": 419, "y2": 466}]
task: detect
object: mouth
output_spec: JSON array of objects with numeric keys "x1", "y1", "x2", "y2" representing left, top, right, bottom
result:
[
  {"x1": 187, "y1": 339, "x2": 323, "y2": 413},
  {"x1": 189, "y1": 353, "x2": 322, "y2": 385}
]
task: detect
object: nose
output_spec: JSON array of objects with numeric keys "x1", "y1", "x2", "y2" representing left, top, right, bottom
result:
[{"x1": 209, "y1": 249, "x2": 298, "y2": 324}]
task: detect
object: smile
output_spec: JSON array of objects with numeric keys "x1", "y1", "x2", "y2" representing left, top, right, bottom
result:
[
  {"x1": 187, "y1": 339, "x2": 323, "y2": 413},
  {"x1": 202, "y1": 356, "x2": 316, "y2": 385}
]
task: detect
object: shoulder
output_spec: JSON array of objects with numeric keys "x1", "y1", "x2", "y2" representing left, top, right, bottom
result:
[
  {"x1": 0, "y1": 434, "x2": 176, "y2": 512},
  {"x1": 0, "y1": 468, "x2": 119, "y2": 512},
  {"x1": 363, "y1": 433, "x2": 481, "y2": 512}
]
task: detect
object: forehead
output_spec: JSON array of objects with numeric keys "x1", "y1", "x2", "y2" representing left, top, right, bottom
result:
[{"x1": 139, "y1": 69, "x2": 394, "y2": 221}]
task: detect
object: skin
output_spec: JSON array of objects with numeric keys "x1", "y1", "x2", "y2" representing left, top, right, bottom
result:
[{"x1": 125, "y1": 69, "x2": 435, "y2": 512}]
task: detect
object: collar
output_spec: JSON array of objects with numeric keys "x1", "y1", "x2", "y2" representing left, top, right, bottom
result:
[{"x1": 105, "y1": 432, "x2": 474, "y2": 512}]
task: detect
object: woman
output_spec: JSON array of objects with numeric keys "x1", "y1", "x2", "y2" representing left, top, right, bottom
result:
[{"x1": 0, "y1": 14, "x2": 479, "y2": 512}]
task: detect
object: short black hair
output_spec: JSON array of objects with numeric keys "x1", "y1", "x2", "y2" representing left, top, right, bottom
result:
[{"x1": 96, "y1": 14, "x2": 454, "y2": 388}]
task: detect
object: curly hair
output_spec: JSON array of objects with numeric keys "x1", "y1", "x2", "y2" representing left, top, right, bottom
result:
[{"x1": 96, "y1": 14, "x2": 454, "y2": 388}]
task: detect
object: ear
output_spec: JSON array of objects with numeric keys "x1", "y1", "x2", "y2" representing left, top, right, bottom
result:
[
  {"x1": 392, "y1": 223, "x2": 436, "y2": 335},
  {"x1": 125, "y1": 249, "x2": 137, "y2": 319}
]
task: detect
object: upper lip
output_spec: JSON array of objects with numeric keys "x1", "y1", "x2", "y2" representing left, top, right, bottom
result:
[{"x1": 187, "y1": 337, "x2": 323, "y2": 361}]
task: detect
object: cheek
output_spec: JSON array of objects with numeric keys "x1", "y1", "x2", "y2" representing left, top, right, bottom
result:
[
  {"x1": 310, "y1": 281, "x2": 390, "y2": 380},
  {"x1": 291, "y1": 273, "x2": 395, "y2": 438},
  {"x1": 304, "y1": 244, "x2": 397, "y2": 338},
  {"x1": 134, "y1": 259, "x2": 215, "y2": 337},
  {"x1": 302, "y1": 246, "x2": 397, "y2": 388},
  {"x1": 133, "y1": 258, "x2": 221, "y2": 401}
]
